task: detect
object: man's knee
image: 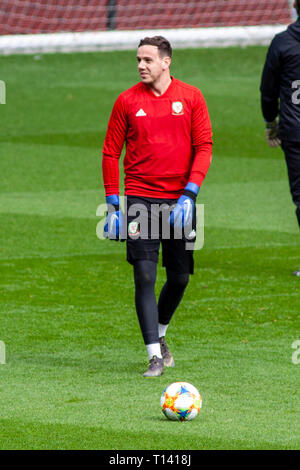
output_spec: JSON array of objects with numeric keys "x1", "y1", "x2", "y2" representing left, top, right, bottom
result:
[
  {"x1": 167, "y1": 270, "x2": 190, "y2": 290},
  {"x1": 134, "y1": 260, "x2": 157, "y2": 289}
]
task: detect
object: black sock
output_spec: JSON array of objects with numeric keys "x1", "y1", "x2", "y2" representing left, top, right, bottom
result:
[
  {"x1": 158, "y1": 269, "x2": 189, "y2": 326},
  {"x1": 133, "y1": 259, "x2": 159, "y2": 345}
]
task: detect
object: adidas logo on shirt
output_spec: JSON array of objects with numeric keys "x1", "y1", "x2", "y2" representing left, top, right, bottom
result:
[{"x1": 136, "y1": 109, "x2": 147, "y2": 116}]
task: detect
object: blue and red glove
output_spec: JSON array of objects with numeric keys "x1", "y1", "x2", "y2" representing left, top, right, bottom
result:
[
  {"x1": 103, "y1": 195, "x2": 125, "y2": 241},
  {"x1": 169, "y1": 182, "x2": 199, "y2": 230}
]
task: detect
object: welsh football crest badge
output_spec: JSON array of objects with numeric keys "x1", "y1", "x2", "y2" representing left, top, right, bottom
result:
[
  {"x1": 128, "y1": 220, "x2": 140, "y2": 239},
  {"x1": 172, "y1": 101, "x2": 184, "y2": 115}
]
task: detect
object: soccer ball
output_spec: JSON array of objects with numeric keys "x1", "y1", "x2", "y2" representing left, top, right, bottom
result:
[{"x1": 160, "y1": 382, "x2": 202, "y2": 421}]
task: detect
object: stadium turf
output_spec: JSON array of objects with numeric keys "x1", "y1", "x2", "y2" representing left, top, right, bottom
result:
[{"x1": 0, "y1": 47, "x2": 299, "y2": 450}]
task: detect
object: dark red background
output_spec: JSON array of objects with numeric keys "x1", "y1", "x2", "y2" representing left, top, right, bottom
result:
[{"x1": 0, "y1": 0, "x2": 292, "y2": 35}]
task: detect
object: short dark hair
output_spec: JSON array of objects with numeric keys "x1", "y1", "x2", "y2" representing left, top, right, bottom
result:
[
  {"x1": 138, "y1": 36, "x2": 172, "y2": 58},
  {"x1": 296, "y1": 0, "x2": 300, "y2": 15}
]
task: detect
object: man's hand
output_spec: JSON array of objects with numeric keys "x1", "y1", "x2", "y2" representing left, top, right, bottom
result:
[
  {"x1": 169, "y1": 194, "x2": 194, "y2": 229},
  {"x1": 103, "y1": 194, "x2": 125, "y2": 241},
  {"x1": 265, "y1": 119, "x2": 281, "y2": 147},
  {"x1": 169, "y1": 182, "x2": 199, "y2": 230}
]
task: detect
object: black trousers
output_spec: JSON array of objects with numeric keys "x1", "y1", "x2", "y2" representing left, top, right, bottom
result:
[{"x1": 281, "y1": 140, "x2": 300, "y2": 227}]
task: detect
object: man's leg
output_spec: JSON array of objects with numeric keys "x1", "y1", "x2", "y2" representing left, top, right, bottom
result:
[
  {"x1": 282, "y1": 140, "x2": 300, "y2": 227},
  {"x1": 158, "y1": 268, "x2": 190, "y2": 332},
  {"x1": 133, "y1": 259, "x2": 164, "y2": 376},
  {"x1": 126, "y1": 196, "x2": 164, "y2": 376},
  {"x1": 158, "y1": 269, "x2": 189, "y2": 367},
  {"x1": 159, "y1": 236, "x2": 194, "y2": 365},
  {"x1": 134, "y1": 259, "x2": 160, "y2": 354},
  {"x1": 282, "y1": 140, "x2": 300, "y2": 275}
]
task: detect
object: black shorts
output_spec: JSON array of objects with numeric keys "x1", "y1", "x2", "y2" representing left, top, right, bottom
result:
[{"x1": 125, "y1": 195, "x2": 196, "y2": 274}]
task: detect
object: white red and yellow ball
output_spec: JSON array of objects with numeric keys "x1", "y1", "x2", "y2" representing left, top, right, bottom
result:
[{"x1": 161, "y1": 382, "x2": 202, "y2": 421}]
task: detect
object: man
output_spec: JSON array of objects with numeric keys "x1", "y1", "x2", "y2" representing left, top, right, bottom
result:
[
  {"x1": 260, "y1": 0, "x2": 300, "y2": 276},
  {"x1": 102, "y1": 36, "x2": 212, "y2": 376}
]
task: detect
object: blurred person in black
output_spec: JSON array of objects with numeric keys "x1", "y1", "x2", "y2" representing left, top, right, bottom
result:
[{"x1": 260, "y1": 0, "x2": 300, "y2": 276}]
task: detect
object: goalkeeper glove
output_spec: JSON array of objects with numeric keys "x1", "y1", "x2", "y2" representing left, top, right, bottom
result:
[
  {"x1": 169, "y1": 182, "x2": 199, "y2": 230},
  {"x1": 265, "y1": 119, "x2": 281, "y2": 148},
  {"x1": 103, "y1": 194, "x2": 125, "y2": 241}
]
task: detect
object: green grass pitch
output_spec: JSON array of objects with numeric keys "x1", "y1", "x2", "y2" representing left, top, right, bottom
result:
[{"x1": 0, "y1": 46, "x2": 299, "y2": 450}]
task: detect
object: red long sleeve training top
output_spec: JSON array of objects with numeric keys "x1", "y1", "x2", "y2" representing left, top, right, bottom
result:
[{"x1": 102, "y1": 77, "x2": 212, "y2": 199}]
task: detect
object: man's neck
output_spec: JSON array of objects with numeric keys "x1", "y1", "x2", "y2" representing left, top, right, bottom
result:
[{"x1": 148, "y1": 75, "x2": 172, "y2": 96}]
